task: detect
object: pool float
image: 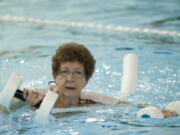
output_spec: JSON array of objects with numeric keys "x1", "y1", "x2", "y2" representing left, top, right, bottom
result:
[{"x1": 119, "y1": 53, "x2": 138, "y2": 100}]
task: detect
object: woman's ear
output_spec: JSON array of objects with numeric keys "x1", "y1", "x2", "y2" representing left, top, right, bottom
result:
[
  {"x1": 83, "y1": 80, "x2": 88, "y2": 88},
  {"x1": 53, "y1": 72, "x2": 56, "y2": 79},
  {"x1": 52, "y1": 73, "x2": 57, "y2": 84},
  {"x1": 54, "y1": 76, "x2": 57, "y2": 84}
]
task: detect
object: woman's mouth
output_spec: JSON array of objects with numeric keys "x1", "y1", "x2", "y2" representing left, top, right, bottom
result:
[{"x1": 65, "y1": 86, "x2": 76, "y2": 90}]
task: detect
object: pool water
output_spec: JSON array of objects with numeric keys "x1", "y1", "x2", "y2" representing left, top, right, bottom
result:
[{"x1": 0, "y1": 0, "x2": 180, "y2": 134}]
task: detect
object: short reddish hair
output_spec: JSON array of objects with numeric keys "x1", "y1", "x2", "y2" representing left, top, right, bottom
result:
[{"x1": 52, "y1": 42, "x2": 96, "y2": 81}]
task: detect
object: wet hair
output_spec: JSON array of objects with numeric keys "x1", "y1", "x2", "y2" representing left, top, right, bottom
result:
[{"x1": 52, "y1": 42, "x2": 96, "y2": 81}]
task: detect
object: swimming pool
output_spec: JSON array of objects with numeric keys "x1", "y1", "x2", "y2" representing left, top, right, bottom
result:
[{"x1": 0, "y1": 0, "x2": 180, "y2": 134}]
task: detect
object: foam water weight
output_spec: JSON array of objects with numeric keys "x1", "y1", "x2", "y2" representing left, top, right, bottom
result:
[
  {"x1": 165, "y1": 101, "x2": 180, "y2": 116},
  {"x1": 0, "y1": 74, "x2": 58, "y2": 122},
  {"x1": 137, "y1": 106, "x2": 164, "y2": 118},
  {"x1": 34, "y1": 90, "x2": 58, "y2": 123}
]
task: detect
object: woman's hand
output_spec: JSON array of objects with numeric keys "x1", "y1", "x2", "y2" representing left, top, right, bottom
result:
[
  {"x1": 135, "y1": 103, "x2": 148, "y2": 108},
  {"x1": 116, "y1": 101, "x2": 128, "y2": 105},
  {"x1": 161, "y1": 110, "x2": 177, "y2": 118},
  {"x1": 116, "y1": 101, "x2": 148, "y2": 108},
  {"x1": 23, "y1": 88, "x2": 44, "y2": 108}
]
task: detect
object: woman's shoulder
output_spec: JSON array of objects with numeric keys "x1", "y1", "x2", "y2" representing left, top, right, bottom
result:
[{"x1": 80, "y1": 91, "x2": 119, "y2": 105}]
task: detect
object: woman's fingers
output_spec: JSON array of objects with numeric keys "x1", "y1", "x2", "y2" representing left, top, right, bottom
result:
[
  {"x1": 117, "y1": 101, "x2": 127, "y2": 105},
  {"x1": 23, "y1": 88, "x2": 29, "y2": 99},
  {"x1": 23, "y1": 89, "x2": 44, "y2": 106},
  {"x1": 31, "y1": 93, "x2": 44, "y2": 105},
  {"x1": 26, "y1": 90, "x2": 34, "y2": 104}
]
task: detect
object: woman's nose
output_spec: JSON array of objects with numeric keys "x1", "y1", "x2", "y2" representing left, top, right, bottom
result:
[{"x1": 66, "y1": 73, "x2": 75, "y2": 82}]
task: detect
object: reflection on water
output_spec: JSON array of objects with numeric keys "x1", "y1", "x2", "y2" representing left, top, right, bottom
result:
[
  {"x1": 151, "y1": 16, "x2": 180, "y2": 25},
  {"x1": 0, "y1": 45, "x2": 54, "y2": 58},
  {"x1": 115, "y1": 47, "x2": 135, "y2": 51},
  {"x1": 52, "y1": 111, "x2": 86, "y2": 119}
]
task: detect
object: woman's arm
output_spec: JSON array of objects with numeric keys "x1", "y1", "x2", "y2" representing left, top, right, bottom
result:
[
  {"x1": 116, "y1": 100, "x2": 147, "y2": 108},
  {"x1": 81, "y1": 91, "x2": 147, "y2": 108},
  {"x1": 80, "y1": 91, "x2": 120, "y2": 105}
]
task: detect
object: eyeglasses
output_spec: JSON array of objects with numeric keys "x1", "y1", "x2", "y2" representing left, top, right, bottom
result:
[{"x1": 58, "y1": 69, "x2": 85, "y2": 78}]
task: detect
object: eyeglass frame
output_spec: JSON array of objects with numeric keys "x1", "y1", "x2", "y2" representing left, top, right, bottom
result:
[{"x1": 57, "y1": 69, "x2": 85, "y2": 78}]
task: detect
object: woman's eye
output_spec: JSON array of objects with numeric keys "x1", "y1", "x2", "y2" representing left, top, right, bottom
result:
[
  {"x1": 61, "y1": 70, "x2": 69, "y2": 75},
  {"x1": 75, "y1": 71, "x2": 83, "y2": 76}
]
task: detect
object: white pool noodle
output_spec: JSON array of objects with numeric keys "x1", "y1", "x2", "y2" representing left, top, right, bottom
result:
[
  {"x1": 119, "y1": 54, "x2": 138, "y2": 100},
  {"x1": 0, "y1": 74, "x2": 22, "y2": 109}
]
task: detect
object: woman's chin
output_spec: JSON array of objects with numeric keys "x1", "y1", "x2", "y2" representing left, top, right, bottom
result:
[{"x1": 63, "y1": 90, "x2": 80, "y2": 97}]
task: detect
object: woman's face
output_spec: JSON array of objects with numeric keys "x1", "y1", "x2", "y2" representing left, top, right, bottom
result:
[{"x1": 54, "y1": 61, "x2": 87, "y2": 97}]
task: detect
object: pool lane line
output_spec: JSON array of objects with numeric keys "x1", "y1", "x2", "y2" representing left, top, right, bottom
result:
[{"x1": 0, "y1": 14, "x2": 180, "y2": 37}]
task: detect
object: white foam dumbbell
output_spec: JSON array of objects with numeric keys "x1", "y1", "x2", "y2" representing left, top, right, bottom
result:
[
  {"x1": 0, "y1": 74, "x2": 58, "y2": 119},
  {"x1": 137, "y1": 106, "x2": 164, "y2": 118},
  {"x1": 165, "y1": 101, "x2": 180, "y2": 116}
]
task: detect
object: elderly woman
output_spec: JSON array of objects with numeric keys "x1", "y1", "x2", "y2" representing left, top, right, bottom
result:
[{"x1": 8, "y1": 42, "x2": 178, "y2": 118}]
